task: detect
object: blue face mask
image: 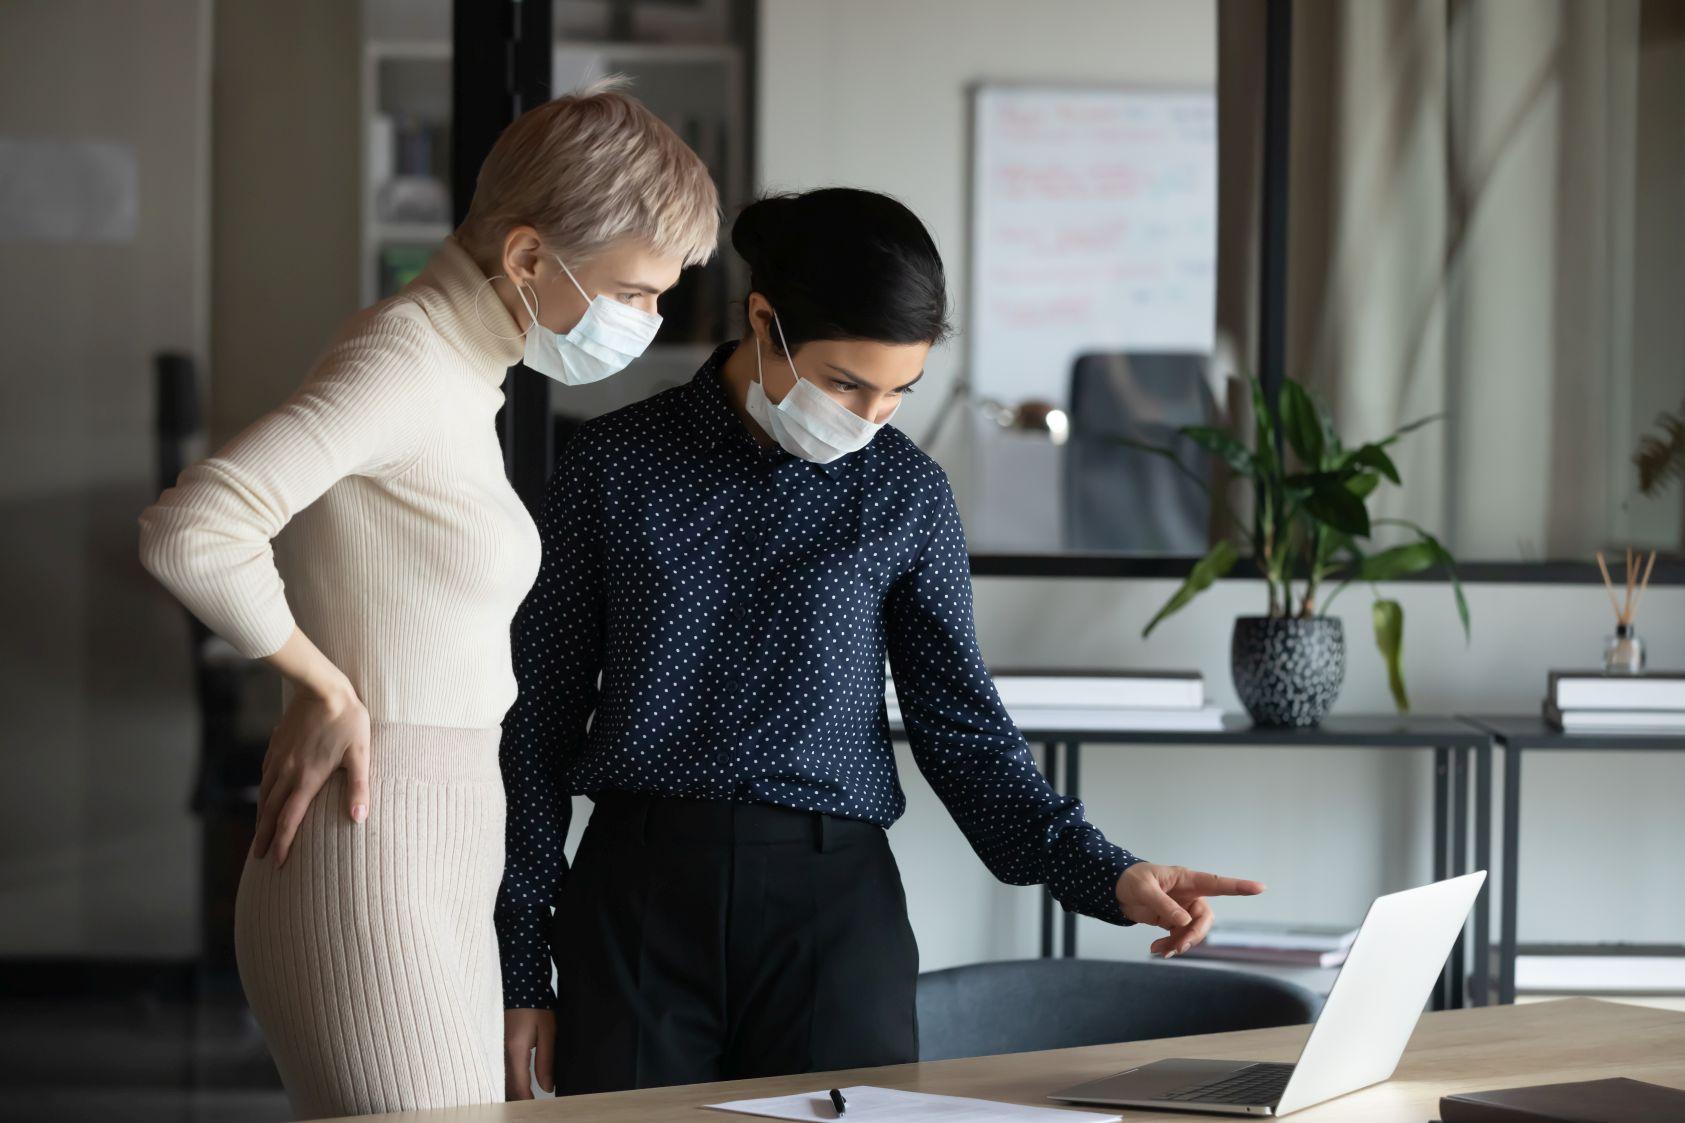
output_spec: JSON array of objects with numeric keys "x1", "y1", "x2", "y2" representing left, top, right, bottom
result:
[{"x1": 512, "y1": 255, "x2": 662, "y2": 386}]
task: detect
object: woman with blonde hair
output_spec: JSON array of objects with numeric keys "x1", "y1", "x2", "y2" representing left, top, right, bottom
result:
[{"x1": 139, "y1": 80, "x2": 719, "y2": 1118}]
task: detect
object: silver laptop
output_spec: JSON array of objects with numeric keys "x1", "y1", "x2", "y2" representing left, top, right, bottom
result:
[{"x1": 1049, "y1": 872, "x2": 1486, "y2": 1117}]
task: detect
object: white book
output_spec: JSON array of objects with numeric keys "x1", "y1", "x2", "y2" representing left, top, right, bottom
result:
[
  {"x1": 1185, "y1": 945, "x2": 1353, "y2": 968},
  {"x1": 994, "y1": 672, "x2": 1205, "y2": 711},
  {"x1": 1553, "y1": 708, "x2": 1685, "y2": 734},
  {"x1": 1007, "y1": 704, "x2": 1226, "y2": 732},
  {"x1": 1516, "y1": 954, "x2": 1685, "y2": 995},
  {"x1": 1188, "y1": 922, "x2": 1361, "y2": 968},
  {"x1": 1200, "y1": 922, "x2": 1361, "y2": 953},
  {"x1": 886, "y1": 671, "x2": 1206, "y2": 711},
  {"x1": 887, "y1": 702, "x2": 1226, "y2": 733},
  {"x1": 1551, "y1": 671, "x2": 1685, "y2": 711}
]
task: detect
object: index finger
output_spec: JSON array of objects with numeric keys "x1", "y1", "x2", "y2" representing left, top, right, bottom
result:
[{"x1": 1181, "y1": 870, "x2": 1267, "y2": 897}]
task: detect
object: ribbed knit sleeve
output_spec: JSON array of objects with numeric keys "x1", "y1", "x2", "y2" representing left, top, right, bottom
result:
[{"x1": 139, "y1": 315, "x2": 439, "y2": 659}]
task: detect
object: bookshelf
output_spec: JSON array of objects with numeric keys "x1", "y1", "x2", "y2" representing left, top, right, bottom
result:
[{"x1": 358, "y1": 37, "x2": 749, "y2": 364}]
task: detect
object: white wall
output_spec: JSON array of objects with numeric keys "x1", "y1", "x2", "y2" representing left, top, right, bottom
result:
[{"x1": 758, "y1": 0, "x2": 1685, "y2": 974}]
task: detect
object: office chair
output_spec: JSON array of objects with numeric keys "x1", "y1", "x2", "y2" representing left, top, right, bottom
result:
[
  {"x1": 916, "y1": 958, "x2": 1321, "y2": 1062},
  {"x1": 1064, "y1": 352, "x2": 1218, "y2": 553}
]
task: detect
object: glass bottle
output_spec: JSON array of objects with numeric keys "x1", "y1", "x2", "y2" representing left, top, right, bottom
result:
[{"x1": 1604, "y1": 623, "x2": 1645, "y2": 675}]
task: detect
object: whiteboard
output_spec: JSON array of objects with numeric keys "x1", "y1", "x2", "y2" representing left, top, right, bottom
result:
[{"x1": 968, "y1": 85, "x2": 1216, "y2": 406}]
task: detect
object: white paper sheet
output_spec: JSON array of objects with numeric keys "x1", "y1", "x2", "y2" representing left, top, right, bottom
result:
[{"x1": 706, "y1": 1085, "x2": 1120, "y2": 1122}]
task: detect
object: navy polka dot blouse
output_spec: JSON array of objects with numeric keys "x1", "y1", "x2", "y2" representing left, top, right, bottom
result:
[{"x1": 495, "y1": 343, "x2": 1140, "y2": 1009}]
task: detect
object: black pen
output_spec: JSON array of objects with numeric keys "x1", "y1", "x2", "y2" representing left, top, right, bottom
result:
[{"x1": 829, "y1": 1087, "x2": 847, "y2": 1116}]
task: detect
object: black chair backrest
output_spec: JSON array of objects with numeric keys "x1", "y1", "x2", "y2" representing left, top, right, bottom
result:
[
  {"x1": 1064, "y1": 352, "x2": 1217, "y2": 553},
  {"x1": 916, "y1": 958, "x2": 1321, "y2": 1062}
]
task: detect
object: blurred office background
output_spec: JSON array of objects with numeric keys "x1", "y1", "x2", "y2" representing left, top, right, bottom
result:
[{"x1": 1, "y1": 0, "x2": 1681, "y2": 1119}]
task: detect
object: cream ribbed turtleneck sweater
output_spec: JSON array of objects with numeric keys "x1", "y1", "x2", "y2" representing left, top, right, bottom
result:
[{"x1": 140, "y1": 237, "x2": 541, "y2": 729}]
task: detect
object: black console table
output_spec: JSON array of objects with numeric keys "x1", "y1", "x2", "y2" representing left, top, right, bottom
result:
[
  {"x1": 996, "y1": 715, "x2": 1494, "y2": 1012},
  {"x1": 1460, "y1": 715, "x2": 1685, "y2": 1005}
]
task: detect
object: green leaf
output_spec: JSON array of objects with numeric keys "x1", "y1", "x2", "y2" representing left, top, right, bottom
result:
[
  {"x1": 1315, "y1": 527, "x2": 1351, "y2": 572},
  {"x1": 1279, "y1": 380, "x2": 1326, "y2": 467},
  {"x1": 1426, "y1": 534, "x2": 1471, "y2": 644},
  {"x1": 1348, "y1": 443, "x2": 1401, "y2": 485},
  {"x1": 1374, "y1": 518, "x2": 1472, "y2": 644},
  {"x1": 1303, "y1": 477, "x2": 1372, "y2": 537},
  {"x1": 1318, "y1": 537, "x2": 1366, "y2": 611},
  {"x1": 1319, "y1": 397, "x2": 1343, "y2": 458},
  {"x1": 1373, "y1": 599, "x2": 1409, "y2": 712},
  {"x1": 1358, "y1": 541, "x2": 1440, "y2": 581},
  {"x1": 1346, "y1": 472, "x2": 1381, "y2": 500},
  {"x1": 1375, "y1": 412, "x2": 1446, "y2": 449},
  {"x1": 1180, "y1": 425, "x2": 1256, "y2": 476},
  {"x1": 1142, "y1": 540, "x2": 1239, "y2": 638},
  {"x1": 1249, "y1": 374, "x2": 1276, "y2": 441}
]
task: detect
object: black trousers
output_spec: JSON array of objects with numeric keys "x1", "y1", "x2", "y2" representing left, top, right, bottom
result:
[{"x1": 551, "y1": 793, "x2": 920, "y2": 1094}]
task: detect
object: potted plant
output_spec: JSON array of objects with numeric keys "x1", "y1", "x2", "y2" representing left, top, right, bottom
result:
[{"x1": 1128, "y1": 375, "x2": 1470, "y2": 726}]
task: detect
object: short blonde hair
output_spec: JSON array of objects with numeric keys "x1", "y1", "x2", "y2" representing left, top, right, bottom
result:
[{"x1": 460, "y1": 76, "x2": 720, "y2": 267}]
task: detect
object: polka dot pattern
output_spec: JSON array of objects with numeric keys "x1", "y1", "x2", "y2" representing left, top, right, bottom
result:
[{"x1": 495, "y1": 344, "x2": 1139, "y2": 1009}]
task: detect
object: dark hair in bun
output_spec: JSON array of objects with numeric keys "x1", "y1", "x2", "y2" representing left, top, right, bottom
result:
[{"x1": 731, "y1": 188, "x2": 951, "y2": 354}]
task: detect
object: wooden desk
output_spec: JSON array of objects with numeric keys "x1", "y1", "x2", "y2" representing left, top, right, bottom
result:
[{"x1": 318, "y1": 999, "x2": 1685, "y2": 1122}]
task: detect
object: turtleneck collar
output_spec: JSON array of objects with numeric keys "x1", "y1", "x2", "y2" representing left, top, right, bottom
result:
[{"x1": 405, "y1": 235, "x2": 526, "y2": 381}]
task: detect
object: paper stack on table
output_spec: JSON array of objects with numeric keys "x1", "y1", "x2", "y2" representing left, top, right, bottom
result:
[{"x1": 707, "y1": 1085, "x2": 1121, "y2": 1121}]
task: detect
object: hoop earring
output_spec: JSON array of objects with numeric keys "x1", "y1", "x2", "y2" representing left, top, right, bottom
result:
[{"x1": 474, "y1": 274, "x2": 537, "y2": 341}]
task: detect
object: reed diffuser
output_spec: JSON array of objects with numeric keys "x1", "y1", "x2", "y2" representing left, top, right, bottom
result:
[{"x1": 1596, "y1": 548, "x2": 1656, "y2": 675}]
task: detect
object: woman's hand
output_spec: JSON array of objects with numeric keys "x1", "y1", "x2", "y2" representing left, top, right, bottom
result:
[
  {"x1": 251, "y1": 630, "x2": 371, "y2": 867},
  {"x1": 505, "y1": 1008, "x2": 556, "y2": 1100},
  {"x1": 1116, "y1": 863, "x2": 1266, "y2": 957}
]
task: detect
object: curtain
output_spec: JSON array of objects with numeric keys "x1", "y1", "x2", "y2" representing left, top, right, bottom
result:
[{"x1": 1219, "y1": 0, "x2": 1685, "y2": 561}]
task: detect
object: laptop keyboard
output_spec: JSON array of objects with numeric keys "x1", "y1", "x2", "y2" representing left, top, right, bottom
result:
[{"x1": 1161, "y1": 1062, "x2": 1296, "y2": 1104}]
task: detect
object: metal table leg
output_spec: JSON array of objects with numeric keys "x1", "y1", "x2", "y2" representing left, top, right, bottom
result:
[
  {"x1": 1431, "y1": 747, "x2": 1450, "y2": 1011},
  {"x1": 1471, "y1": 739, "x2": 1493, "y2": 1005},
  {"x1": 1500, "y1": 744, "x2": 1522, "y2": 1004},
  {"x1": 1041, "y1": 741, "x2": 1059, "y2": 959},
  {"x1": 1448, "y1": 746, "x2": 1470, "y2": 1008},
  {"x1": 1062, "y1": 741, "x2": 1082, "y2": 958}
]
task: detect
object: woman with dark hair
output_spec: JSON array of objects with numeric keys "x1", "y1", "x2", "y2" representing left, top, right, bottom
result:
[{"x1": 496, "y1": 188, "x2": 1263, "y2": 1095}]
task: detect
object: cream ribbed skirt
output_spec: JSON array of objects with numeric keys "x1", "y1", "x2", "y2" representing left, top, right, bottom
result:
[{"x1": 235, "y1": 723, "x2": 506, "y2": 1119}]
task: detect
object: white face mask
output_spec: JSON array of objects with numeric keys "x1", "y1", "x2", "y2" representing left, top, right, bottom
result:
[
  {"x1": 512, "y1": 256, "x2": 662, "y2": 386},
  {"x1": 742, "y1": 310, "x2": 898, "y2": 464}
]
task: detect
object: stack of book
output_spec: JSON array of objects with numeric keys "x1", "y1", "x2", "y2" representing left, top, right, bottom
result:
[
  {"x1": 886, "y1": 669, "x2": 1225, "y2": 732},
  {"x1": 1544, "y1": 672, "x2": 1685, "y2": 734},
  {"x1": 1180, "y1": 922, "x2": 1361, "y2": 969}
]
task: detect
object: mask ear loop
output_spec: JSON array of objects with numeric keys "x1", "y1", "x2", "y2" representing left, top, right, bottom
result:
[
  {"x1": 553, "y1": 255, "x2": 596, "y2": 309},
  {"x1": 773, "y1": 307, "x2": 892, "y2": 428},
  {"x1": 474, "y1": 274, "x2": 539, "y2": 340},
  {"x1": 770, "y1": 309, "x2": 803, "y2": 385}
]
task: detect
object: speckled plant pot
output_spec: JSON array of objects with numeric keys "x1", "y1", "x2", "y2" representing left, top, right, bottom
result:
[{"x1": 1231, "y1": 616, "x2": 1345, "y2": 728}]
